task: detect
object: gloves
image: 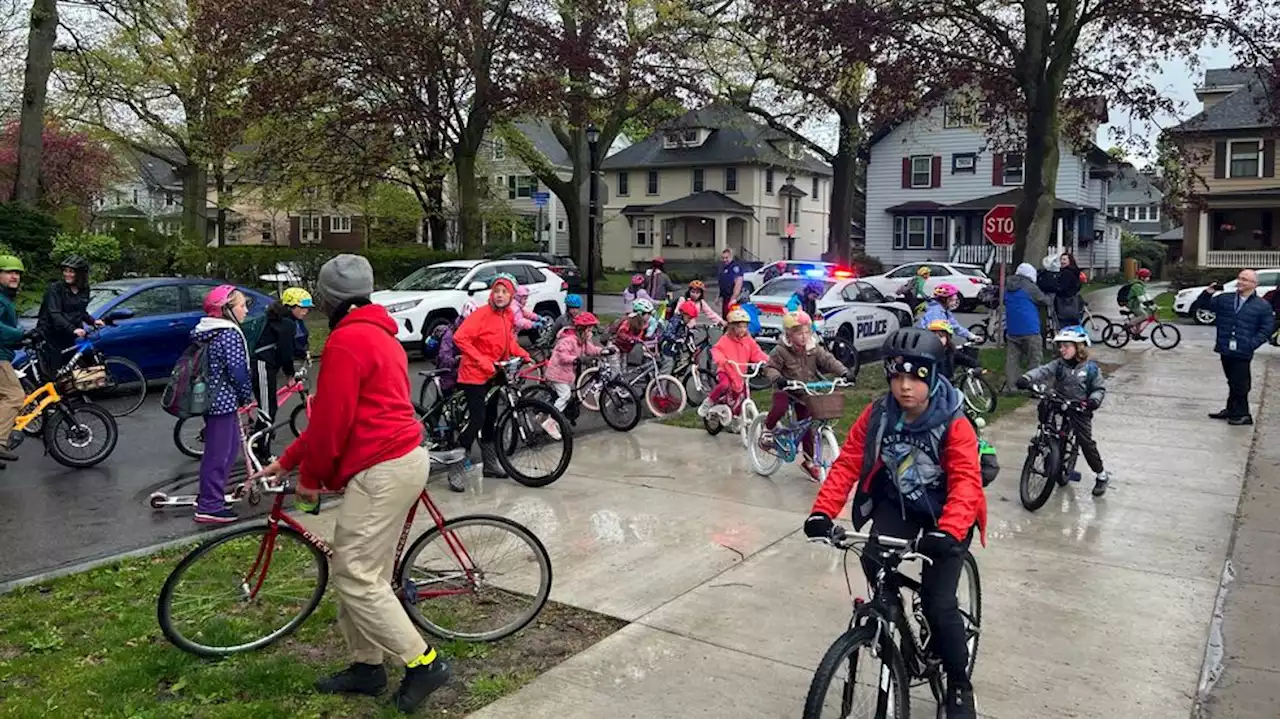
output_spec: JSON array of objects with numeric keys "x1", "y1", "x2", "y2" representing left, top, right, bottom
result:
[
  {"x1": 774, "y1": 375, "x2": 788, "y2": 390},
  {"x1": 804, "y1": 512, "x2": 834, "y2": 540},
  {"x1": 1086, "y1": 397, "x2": 1101, "y2": 411},
  {"x1": 1015, "y1": 376, "x2": 1031, "y2": 391},
  {"x1": 916, "y1": 530, "x2": 963, "y2": 559}
]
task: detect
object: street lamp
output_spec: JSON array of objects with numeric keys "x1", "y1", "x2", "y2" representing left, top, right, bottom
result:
[{"x1": 586, "y1": 123, "x2": 600, "y2": 312}]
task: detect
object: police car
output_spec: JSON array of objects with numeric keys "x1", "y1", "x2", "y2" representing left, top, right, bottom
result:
[
  {"x1": 750, "y1": 276, "x2": 913, "y2": 354},
  {"x1": 741, "y1": 261, "x2": 846, "y2": 295}
]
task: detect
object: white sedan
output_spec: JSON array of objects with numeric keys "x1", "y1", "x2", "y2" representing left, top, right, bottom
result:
[
  {"x1": 1175, "y1": 268, "x2": 1279, "y2": 324},
  {"x1": 750, "y1": 276, "x2": 913, "y2": 354},
  {"x1": 861, "y1": 262, "x2": 993, "y2": 310}
]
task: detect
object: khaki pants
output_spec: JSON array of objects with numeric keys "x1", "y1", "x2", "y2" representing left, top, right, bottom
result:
[
  {"x1": 0, "y1": 362, "x2": 24, "y2": 450},
  {"x1": 331, "y1": 447, "x2": 430, "y2": 665}
]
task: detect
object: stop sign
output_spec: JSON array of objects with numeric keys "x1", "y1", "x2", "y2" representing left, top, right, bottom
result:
[{"x1": 983, "y1": 204, "x2": 1016, "y2": 246}]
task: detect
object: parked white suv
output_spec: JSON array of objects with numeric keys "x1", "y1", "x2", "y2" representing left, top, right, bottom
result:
[
  {"x1": 372, "y1": 259, "x2": 567, "y2": 350},
  {"x1": 861, "y1": 262, "x2": 992, "y2": 311},
  {"x1": 1174, "y1": 268, "x2": 1280, "y2": 324}
]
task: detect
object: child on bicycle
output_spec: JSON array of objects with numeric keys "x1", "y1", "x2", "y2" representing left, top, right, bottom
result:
[
  {"x1": 512, "y1": 285, "x2": 543, "y2": 333},
  {"x1": 253, "y1": 288, "x2": 312, "y2": 423},
  {"x1": 761, "y1": 311, "x2": 854, "y2": 481},
  {"x1": 539, "y1": 293, "x2": 583, "y2": 350},
  {"x1": 1015, "y1": 325, "x2": 1110, "y2": 496},
  {"x1": 681, "y1": 280, "x2": 723, "y2": 327},
  {"x1": 805, "y1": 327, "x2": 985, "y2": 719},
  {"x1": 192, "y1": 285, "x2": 256, "y2": 524},
  {"x1": 698, "y1": 307, "x2": 768, "y2": 418},
  {"x1": 546, "y1": 312, "x2": 605, "y2": 432},
  {"x1": 917, "y1": 284, "x2": 978, "y2": 342},
  {"x1": 622, "y1": 274, "x2": 651, "y2": 306},
  {"x1": 614, "y1": 298, "x2": 660, "y2": 361},
  {"x1": 928, "y1": 319, "x2": 982, "y2": 381},
  {"x1": 1124, "y1": 268, "x2": 1155, "y2": 338}
]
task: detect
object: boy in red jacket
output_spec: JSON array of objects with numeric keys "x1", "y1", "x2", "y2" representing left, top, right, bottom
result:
[
  {"x1": 804, "y1": 327, "x2": 986, "y2": 719},
  {"x1": 253, "y1": 254, "x2": 450, "y2": 713}
]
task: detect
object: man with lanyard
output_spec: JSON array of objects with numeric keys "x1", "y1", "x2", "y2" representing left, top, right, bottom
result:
[
  {"x1": 1190, "y1": 269, "x2": 1272, "y2": 425},
  {"x1": 718, "y1": 247, "x2": 744, "y2": 318}
]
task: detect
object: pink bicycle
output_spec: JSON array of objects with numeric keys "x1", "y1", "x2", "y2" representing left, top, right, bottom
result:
[
  {"x1": 171, "y1": 363, "x2": 314, "y2": 459},
  {"x1": 701, "y1": 360, "x2": 763, "y2": 449}
]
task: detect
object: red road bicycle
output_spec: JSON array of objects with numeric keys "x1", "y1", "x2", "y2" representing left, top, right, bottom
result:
[
  {"x1": 156, "y1": 448, "x2": 553, "y2": 656},
  {"x1": 1101, "y1": 308, "x2": 1181, "y2": 350}
]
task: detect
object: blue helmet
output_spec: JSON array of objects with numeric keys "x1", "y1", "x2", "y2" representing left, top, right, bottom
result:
[{"x1": 564, "y1": 294, "x2": 583, "y2": 309}]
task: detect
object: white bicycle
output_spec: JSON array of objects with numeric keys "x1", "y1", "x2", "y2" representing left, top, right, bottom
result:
[{"x1": 700, "y1": 360, "x2": 763, "y2": 449}]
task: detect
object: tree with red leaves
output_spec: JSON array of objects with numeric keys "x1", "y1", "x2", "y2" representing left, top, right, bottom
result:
[{"x1": 0, "y1": 121, "x2": 117, "y2": 218}]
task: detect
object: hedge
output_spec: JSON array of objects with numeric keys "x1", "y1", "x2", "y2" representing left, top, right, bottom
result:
[
  {"x1": 1168, "y1": 264, "x2": 1243, "y2": 290},
  {"x1": 169, "y1": 245, "x2": 463, "y2": 291}
]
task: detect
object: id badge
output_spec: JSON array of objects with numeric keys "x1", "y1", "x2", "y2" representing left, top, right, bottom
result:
[{"x1": 1229, "y1": 338, "x2": 1238, "y2": 352}]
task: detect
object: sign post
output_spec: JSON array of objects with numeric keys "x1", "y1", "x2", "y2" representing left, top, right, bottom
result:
[{"x1": 983, "y1": 204, "x2": 1017, "y2": 347}]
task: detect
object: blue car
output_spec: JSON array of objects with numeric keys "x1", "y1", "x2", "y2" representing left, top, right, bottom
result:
[{"x1": 20, "y1": 277, "x2": 274, "y2": 380}]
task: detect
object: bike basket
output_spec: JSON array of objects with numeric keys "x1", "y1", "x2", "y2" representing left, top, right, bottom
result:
[
  {"x1": 804, "y1": 393, "x2": 845, "y2": 420},
  {"x1": 58, "y1": 365, "x2": 109, "y2": 394}
]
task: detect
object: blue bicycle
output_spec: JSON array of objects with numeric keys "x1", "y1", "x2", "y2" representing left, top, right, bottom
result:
[{"x1": 747, "y1": 378, "x2": 851, "y2": 483}]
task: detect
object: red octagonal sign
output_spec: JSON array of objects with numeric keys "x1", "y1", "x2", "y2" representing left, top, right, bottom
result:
[{"x1": 983, "y1": 204, "x2": 1016, "y2": 246}]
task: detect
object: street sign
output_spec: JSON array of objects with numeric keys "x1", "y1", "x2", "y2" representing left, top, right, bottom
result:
[
  {"x1": 532, "y1": 191, "x2": 550, "y2": 208},
  {"x1": 983, "y1": 204, "x2": 1016, "y2": 246}
]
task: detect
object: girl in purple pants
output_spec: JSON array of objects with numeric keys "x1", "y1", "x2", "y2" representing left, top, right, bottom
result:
[{"x1": 193, "y1": 285, "x2": 255, "y2": 524}]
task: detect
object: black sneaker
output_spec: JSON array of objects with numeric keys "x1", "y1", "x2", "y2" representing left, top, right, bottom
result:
[
  {"x1": 394, "y1": 659, "x2": 451, "y2": 713},
  {"x1": 1208, "y1": 409, "x2": 1230, "y2": 420},
  {"x1": 316, "y1": 662, "x2": 388, "y2": 696},
  {"x1": 1229, "y1": 415, "x2": 1254, "y2": 426},
  {"x1": 0, "y1": 447, "x2": 17, "y2": 462},
  {"x1": 194, "y1": 508, "x2": 239, "y2": 524},
  {"x1": 945, "y1": 681, "x2": 977, "y2": 719}
]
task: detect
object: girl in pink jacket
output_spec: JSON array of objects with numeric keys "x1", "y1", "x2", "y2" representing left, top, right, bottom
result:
[
  {"x1": 546, "y1": 312, "x2": 605, "y2": 424},
  {"x1": 698, "y1": 307, "x2": 768, "y2": 417}
]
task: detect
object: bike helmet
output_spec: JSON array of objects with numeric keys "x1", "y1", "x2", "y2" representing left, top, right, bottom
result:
[
  {"x1": 926, "y1": 319, "x2": 954, "y2": 334},
  {"x1": 573, "y1": 311, "x2": 600, "y2": 328},
  {"x1": 782, "y1": 310, "x2": 812, "y2": 330},
  {"x1": 491, "y1": 272, "x2": 518, "y2": 294},
  {"x1": 1053, "y1": 325, "x2": 1091, "y2": 347},
  {"x1": 726, "y1": 308, "x2": 750, "y2": 324},
  {"x1": 203, "y1": 284, "x2": 240, "y2": 317},
  {"x1": 281, "y1": 287, "x2": 313, "y2": 307},
  {"x1": 0, "y1": 255, "x2": 25, "y2": 272},
  {"x1": 461, "y1": 300, "x2": 478, "y2": 318},
  {"x1": 1136, "y1": 268, "x2": 1151, "y2": 280},
  {"x1": 687, "y1": 279, "x2": 706, "y2": 292},
  {"x1": 631, "y1": 274, "x2": 645, "y2": 285},
  {"x1": 678, "y1": 299, "x2": 699, "y2": 319},
  {"x1": 632, "y1": 298, "x2": 655, "y2": 314},
  {"x1": 564, "y1": 293, "x2": 583, "y2": 309},
  {"x1": 515, "y1": 285, "x2": 531, "y2": 300},
  {"x1": 59, "y1": 254, "x2": 89, "y2": 271},
  {"x1": 803, "y1": 281, "x2": 825, "y2": 297},
  {"x1": 881, "y1": 327, "x2": 946, "y2": 388},
  {"x1": 916, "y1": 266, "x2": 931, "y2": 277},
  {"x1": 932, "y1": 283, "x2": 959, "y2": 299}
]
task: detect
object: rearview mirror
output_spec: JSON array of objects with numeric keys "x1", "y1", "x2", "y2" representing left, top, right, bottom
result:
[
  {"x1": 466, "y1": 281, "x2": 487, "y2": 293},
  {"x1": 105, "y1": 308, "x2": 134, "y2": 322}
]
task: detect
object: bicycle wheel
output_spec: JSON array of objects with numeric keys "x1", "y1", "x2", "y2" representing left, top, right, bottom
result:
[
  {"x1": 520, "y1": 383, "x2": 556, "y2": 406},
  {"x1": 575, "y1": 367, "x2": 601, "y2": 411},
  {"x1": 289, "y1": 402, "x2": 308, "y2": 437},
  {"x1": 43, "y1": 402, "x2": 118, "y2": 468},
  {"x1": 1101, "y1": 322, "x2": 1130, "y2": 349},
  {"x1": 599, "y1": 380, "x2": 641, "y2": 432},
  {"x1": 157, "y1": 524, "x2": 329, "y2": 657},
  {"x1": 1271, "y1": 329, "x2": 1280, "y2": 347},
  {"x1": 398, "y1": 514, "x2": 552, "y2": 642},
  {"x1": 1151, "y1": 322, "x2": 1181, "y2": 350},
  {"x1": 812, "y1": 426, "x2": 841, "y2": 483},
  {"x1": 959, "y1": 373, "x2": 997, "y2": 414},
  {"x1": 1084, "y1": 314, "x2": 1111, "y2": 344},
  {"x1": 746, "y1": 415, "x2": 781, "y2": 476},
  {"x1": 493, "y1": 399, "x2": 572, "y2": 488},
  {"x1": 80, "y1": 356, "x2": 147, "y2": 417},
  {"x1": 968, "y1": 322, "x2": 988, "y2": 345},
  {"x1": 1019, "y1": 438, "x2": 1060, "y2": 512},
  {"x1": 644, "y1": 374, "x2": 686, "y2": 417},
  {"x1": 740, "y1": 400, "x2": 759, "y2": 449},
  {"x1": 173, "y1": 416, "x2": 205, "y2": 459},
  {"x1": 958, "y1": 551, "x2": 982, "y2": 678},
  {"x1": 803, "y1": 625, "x2": 910, "y2": 719},
  {"x1": 683, "y1": 368, "x2": 715, "y2": 406}
]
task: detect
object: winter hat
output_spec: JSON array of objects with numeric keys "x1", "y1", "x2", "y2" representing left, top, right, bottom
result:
[
  {"x1": 316, "y1": 254, "x2": 375, "y2": 312},
  {"x1": 1015, "y1": 262, "x2": 1037, "y2": 282}
]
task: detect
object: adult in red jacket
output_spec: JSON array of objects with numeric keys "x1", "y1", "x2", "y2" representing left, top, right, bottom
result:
[
  {"x1": 450, "y1": 272, "x2": 531, "y2": 487},
  {"x1": 804, "y1": 327, "x2": 986, "y2": 719},
  {"x1": 252, "y1": 254, "x2": 449, "y2": 712}
]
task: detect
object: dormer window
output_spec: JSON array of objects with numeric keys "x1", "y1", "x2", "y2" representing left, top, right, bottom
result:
[{"x1": 663, "y1": 128, "x2": 700, "y2": 148}]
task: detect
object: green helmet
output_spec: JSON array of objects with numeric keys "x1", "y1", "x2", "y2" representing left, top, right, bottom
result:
[{"x1": 0, "y1": 255, "x2": 24, "y2": 272}]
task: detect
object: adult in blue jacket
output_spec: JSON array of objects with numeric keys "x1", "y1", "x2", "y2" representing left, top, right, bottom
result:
[
  {"x1": 1003, "y1": 262, "x2": 1050, "y2": 394},
  {"x1": 1190, "y1": 269, "x2": 1273, "y2": 425}
]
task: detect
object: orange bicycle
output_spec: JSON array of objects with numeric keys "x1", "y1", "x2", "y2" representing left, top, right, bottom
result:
[{"x1": 156, "y1": 449, "x2": 552, "y2": 657}]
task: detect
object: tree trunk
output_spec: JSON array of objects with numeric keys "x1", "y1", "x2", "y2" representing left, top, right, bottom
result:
[
  {"x1": 214, "y1": 167, "x2": 228, "y2": 247},
  {"x1": 425, "y1": 175, "x2": 448, "y2": 251},
  {"x1": 10, "y1": 0, "x2": 58, "y2": 206},
  {"x1": 454, "y1": 151, "x2": 483, "y2": 256},
  {"x1": 827, "y1": 112, "x2": 860, "y2": 263},
  {"x1": 179, "y1": 162, "x2": 209, "y2": 243},
  {"x1": 1015, "y1": 91, "x2": 1062, "y2": 269}
]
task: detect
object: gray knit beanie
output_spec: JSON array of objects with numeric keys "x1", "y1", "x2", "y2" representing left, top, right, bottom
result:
[{"x1": 316, "y1": 254, "x2": 375, "y2": 312}]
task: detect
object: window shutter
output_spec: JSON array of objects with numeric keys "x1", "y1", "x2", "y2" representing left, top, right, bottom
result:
[
  {"x1": 1264, "y1": 140, "x2": 1276, "y2": 178},
  {"x1": 1214, "y1": 141, "x2": 1228, "y2": 179},
  {"x1": 931, "y1": 156, "x2": 942, "y2": 188},
  {"x1": 902, "y1": 158, "x2": 911, "y2": 189},
  {"x1": 992, "y1": 153, "x2": 1004, "y2": 186},
  {"x1": 530, "y1": 176, "x2": 539, "y2": 192},
  {"x1": 508, "y1": 175, "x2": 517, "y2": 199}
]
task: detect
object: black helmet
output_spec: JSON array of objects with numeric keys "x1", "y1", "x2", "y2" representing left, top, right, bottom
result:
[
  {"x1": 60, "y1": 255, "x2": 89, "y2": 271},
  {"x1": 882, "y1": 327, "x2": 946, "y2": 365}
]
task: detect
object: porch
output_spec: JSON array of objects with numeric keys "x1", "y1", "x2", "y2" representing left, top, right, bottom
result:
[
  {"x1": 618, "y1": 190, "x2": 754, "y2": 266},
  {"x1": 1185, "y1": 192, "x2": 1280, "y2": 268}
]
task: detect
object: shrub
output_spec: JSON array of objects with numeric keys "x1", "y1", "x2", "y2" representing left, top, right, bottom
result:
[
  {"x1": 51, "y1": 233, "x2": 122, "y2": 280},
  {"x1": 0, "y1": 202, "x2": 59, "y2": 273},
  {"x1": 849, "y1": 251, "x2": 885, "y2": 277},
  {"x1": 171, "y1": 245, "x2": 463, "y2": 290},
  {"x1": 1121, "y1": 232, "x2": 1168, "y2": 275},
  {"x1": 1168, "y1": 264, "x2": 1241, "y2": 290}
]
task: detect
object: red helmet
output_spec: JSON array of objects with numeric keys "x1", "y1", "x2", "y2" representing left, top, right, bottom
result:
[
  {"x1": 573, "y1": 312, "x2": 600, "y2": 328},
  {"x1": 1136, "y1": 268, "x2": 1151, "y2": 280},
  {"x1": 631, "y1": 274, "x2": 644, "y2": 284},
  {"x1": 651, "y1": 257, "x2": 665, "y2": 266},
  {"x1": 678, "y1": 299, "x2": 699, "y2": 318}
]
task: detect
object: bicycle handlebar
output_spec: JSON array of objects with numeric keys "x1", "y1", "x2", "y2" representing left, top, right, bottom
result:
[
  {"x1": 816, "y1": 526, "x2": 933, "y2": 565},
  {"x1": 781, "y1": 377, "x2": 852, "y2": 395},
  {"x1": 723, "y1": 360, "x2": 763, "y2": 378}
]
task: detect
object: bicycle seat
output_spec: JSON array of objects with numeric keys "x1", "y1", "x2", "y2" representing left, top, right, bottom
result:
[
  {"x1": 1119, "y1": 308, "x2": 1133, "y2": 316},
  {"x1": 418, "y1": 369, "x2": 451, "y2": 379}
]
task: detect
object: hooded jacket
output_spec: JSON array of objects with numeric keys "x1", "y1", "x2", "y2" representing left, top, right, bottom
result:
[
  {"x1": 547, "y1": 326, "x2": 603, "y2": 384},
  {"x1": 0, "y1": 290, "x2": 25, "y2": 362},
  {"x1": 917, "y1": 299, "x2": 976, "y2": 341},
  {"x1": 710, "y1": 331, "x2": 769, "y2": 392},
  {"x1": 279, "y1": 304, "x2": 423, "y2": 493},
  {"x1": 191, "y1": 317, "x2": 255, "y2": 415},
  {"x1": 1005, "y1": 264, "x2": 1049, "y2": 337},
  {"x1": 452, "y1": 303, "x2": 531, "y2": 385},
  {"x1": 1023, "y1": 356, "x2": 1105, "y2": 405},
  {"x1": 763, "y1": 334, "x2": 847, "y2": 384},
  {"x1": 36, "y1": 281, "x2": 93, "y2": 350},
  {"x1": 812, "y1": 377, "x2": 986, "y2": 544}
]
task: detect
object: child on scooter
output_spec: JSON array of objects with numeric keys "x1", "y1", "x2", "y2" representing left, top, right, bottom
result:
[
  {"x1": 1015, "y1": 325, "x2": 1110, "y2": 496},
  {"x1": 698, "y1": 307, "x2": 768, "y2": 418}
]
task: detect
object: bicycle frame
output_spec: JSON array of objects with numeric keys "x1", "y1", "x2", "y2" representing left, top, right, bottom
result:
[{"x1": 13, "y1": 381, "x2": 63, "y2": 432}]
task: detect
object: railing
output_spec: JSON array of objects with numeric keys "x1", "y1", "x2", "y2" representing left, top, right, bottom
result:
[
  {"x1": 950, "y1": 244, "x2": 993, "y2": 267},
  {"x1": 1205, "y1": 251, "x2": 1280, "y2": 268}
]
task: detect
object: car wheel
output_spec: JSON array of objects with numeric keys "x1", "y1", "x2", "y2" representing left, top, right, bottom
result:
[{"x1": 1193, "y1": 308, "x2": 1216, "y2": 325}]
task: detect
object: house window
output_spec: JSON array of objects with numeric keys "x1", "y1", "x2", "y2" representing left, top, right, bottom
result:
[
  {"x1": 1228, "y1": 140, "x2": 1261, "y2": 178},
  {"x1": 1139, "y1": 206, "x2": 1150, "y2": 221},
  {"x1": 647, "y1": 170, "x2": 659, "y2": 195},
  {"x1": 301, "y1": 215, "x2": 322, "y2": 244},
  {"x1": 943, "y1": 101, "x2": 977, "y2": 128},
  {"x1": 165, "y1": 191, "x2": 175, "y2": 207},
  {"x1": 952, "y1": 153, "x2": 976, "y2": 173},
  {"x1": 1002, "y1": 152, "x2": 1025, "y2": 185},
  {"x1": 1150, "y1": 205, "x2": 1159, "y2": 222},
  {"x1": 766, "y1": 217, "x2": 781, "y2": 235},
  {"x1": 910, "y1": 156, "x2": 932, "y2": 188},
  {"x1": 893, "y1": 217, "x2": 905, "y2": 249},
  {"x1": 725, "y1": 167, "x2": 738, "y2": 193},
  {"x1": 261, "y1": 221, "x2": 273, "y2": 244},
  {"x1": 811, "y1": 176, "x2": 819, "y2": 200},
  {"x1": 931, "y1": 217, "x2": 946, "y2": 249},
  {"x1": 132, "y1": 189, "x2": 139, "y2": 205},
  {"x1": 492, "y1": 139, "x2": 505, "y2": 161},
  {"x1": 662, "y1": 129, "x2": 699, "y2": 148},
  {"x1": 515, "y1": 175, "x2": 537, "y2": 199},
  {"x1": 766, "y1": 168, "x2": 775, "y2": 193},
  {"x1": 633, "y1": 216, "x2": 653, "y2": 246},
  {"x1": 617, "y1": 171, "x2": 629, "y2": 196},
  {"x1": 331, "y1": 215, "x2": 352, "y2": 233},
  {"x1": 693, "y1": 168, "x2": 705, "y2": 193},
  {"x1": 906, "y1": 217, "x2": 927, "y2": 249}
]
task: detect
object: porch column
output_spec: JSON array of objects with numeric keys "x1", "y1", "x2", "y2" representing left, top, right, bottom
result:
[
  {"x1": 1055, "y1": 216, "x2": 1064, "y2": 254},
  {"x1": 1197, "y1": 210, "x2": 1210, "y2": 265},
  {"x1": 715, "y1": 215, "x2": 728, "y2": 253},
  {"x1": 548, "y1": 193, "x2": 558, "y2": 255}
]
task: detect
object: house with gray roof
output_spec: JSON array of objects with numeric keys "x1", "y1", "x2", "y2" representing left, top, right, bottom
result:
[
  {"x1": 1167, "y1": 67, "x2": 1279, "y2": 268},
  {"x1": 482, "y1": 121, "x2": 583, "y2": 254},
  {"x1": 1107, "y1": 164, "x2": 1169, "y2": 239},
  {"x1": 92, "y1": 147, "x2": 187, "y2": 236},
  {"x1": 597, "y1": 103, "x2": 833, "y2": 270}
]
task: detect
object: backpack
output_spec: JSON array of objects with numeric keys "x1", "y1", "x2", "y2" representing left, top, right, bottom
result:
[
  {"x1": 1116, "y1": 282, "x2": 1133, "y2": 306},
  {"x1": 161, "y1": 339, "x2": 213, "y2": 418}
]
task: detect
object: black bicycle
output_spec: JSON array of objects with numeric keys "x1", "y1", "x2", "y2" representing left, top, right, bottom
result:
[
  {"x1": 1018, "y1": 386, "x2": 1084, "y2": 511},
  {"x1": 804, "y1": 526, "x2": 981, "y2": 719}
]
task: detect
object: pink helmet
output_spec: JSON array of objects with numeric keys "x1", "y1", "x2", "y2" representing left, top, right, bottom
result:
[
  {"x1": 515, "y1": 285, "x2": 530, "y2": 300},
  {"x1": 203, "y1": 284, "x2": 239, "y2": 316},
  {"x1": 461, "y1": 300, "x2": 478, "y2": 318},
  {"x1": 932, "y1": 283, "x2": 959, "y2": 299},
  {"x1": 631, "y1": 274, "x2": 644, "y2": 284}
]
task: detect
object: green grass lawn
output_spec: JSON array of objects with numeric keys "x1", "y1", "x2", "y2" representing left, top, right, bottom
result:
[{"x1": 596, "y1": 272, "x2": 633, "y2": 294}]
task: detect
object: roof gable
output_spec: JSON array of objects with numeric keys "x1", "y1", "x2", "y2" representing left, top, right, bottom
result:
[{"x1": 1172, "y1": 69, "x2": 1277, "y2": 133}]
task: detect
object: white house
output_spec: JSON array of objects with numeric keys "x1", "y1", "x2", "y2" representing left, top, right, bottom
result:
[{"x1": 864, "y1": 98, "x2": 1122, "y2": 273}]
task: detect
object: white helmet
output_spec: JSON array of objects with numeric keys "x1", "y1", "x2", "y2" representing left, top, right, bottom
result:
[
  {"x1": 461, "y1": 300, "x2": 478, "y2": 318},
  {"x1": 632, "y1": 298, "x2": 655, "y2": 314},
  {"x1": 1053, "y1": 325, "x2": 1091, "y2": 346}
]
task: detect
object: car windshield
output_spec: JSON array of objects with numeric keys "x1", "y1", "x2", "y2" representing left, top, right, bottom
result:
[
  {"x1": 758, "y1": 278, "x2": 833, "y2": 297},
  {"x1": 953, "y1": 266, "x2": 988, "y2": 278},
  {"x1": 393, "y1": 266, "x2": 471, "y2": 291},
  {"x1": 87, "y1": 284, "x2": 136, "y2": 314}
]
